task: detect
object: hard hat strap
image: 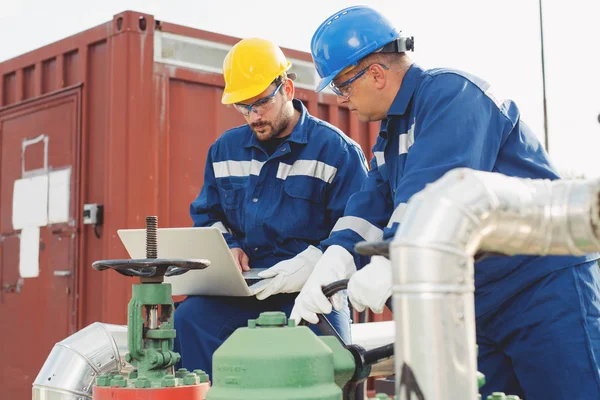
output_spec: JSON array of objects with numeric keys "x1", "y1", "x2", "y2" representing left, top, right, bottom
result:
[{"x1": 377, "y1": 36, "x2": 415, "y2": 54}]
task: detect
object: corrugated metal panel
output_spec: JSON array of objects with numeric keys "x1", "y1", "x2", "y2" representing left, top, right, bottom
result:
[{"x1": 0, "y1": 11, "x2": 384, "y2": 399}]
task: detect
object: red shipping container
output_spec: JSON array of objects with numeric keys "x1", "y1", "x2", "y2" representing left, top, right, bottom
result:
[{"x1": 0, "y1": 11, "x2": 387, "y2": 399}]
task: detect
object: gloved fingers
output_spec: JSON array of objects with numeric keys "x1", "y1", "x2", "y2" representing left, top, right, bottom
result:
[
  {"x1": 348, "y1": 286, "x2": 392, "y2": 314},
  {"x1": 371, "y1": 287, "x2": 393, "y2": 314},
  {"x1": 330, "y1": 292, "x2": 346, "y2": 312},
  {"x1": 370, "y1": 288, "x2": 392, "y2": 314},
  {"x1": 290, "y1": 291, "x2": 330, "y2": 325},
  {"x1": 259, "y1": 259, "x2": 307, "y2": 278},
  {"x1": 299, "y1": 307, "x2": 320, "y2": 325},
  {"x1": 348, "y1": 290, "x2": 366, "y2": 312},
  {"x1": 258, "y1": 267, "x2": 279, "y2": 279},
  {"x1": 289, "y1": 306, "x2": 302, "y2": 326},
  {"x1": 370, "y1": 301, "x2": 385, "y2": 314},
  {"x1": 248, "y1": 278, "x2": 273, "y2": 296},
  {"x1": 348, "y1": 278, "x2": 366, "y2": 312},
  {"x1": 255, "y1": 275, "x2": 284, "y2": 301},
  {"x1": 289, "y1": 299, "x2": 320, "y2": 325},
  {"x1": 351, "y1": 300, "x2": 367, "y2": 313},
  {"x1": 308, "y1": 287, "x2": 334, "y2": 315}
]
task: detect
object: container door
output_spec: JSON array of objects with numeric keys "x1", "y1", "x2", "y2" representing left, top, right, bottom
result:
[{"x1": 0, "y1": 88, "x2": 81, "y2": 399}]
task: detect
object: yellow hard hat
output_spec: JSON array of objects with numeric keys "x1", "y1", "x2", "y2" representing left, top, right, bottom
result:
[{"x1": 221, "y1": 38, "x2": 292, "y2": 105}]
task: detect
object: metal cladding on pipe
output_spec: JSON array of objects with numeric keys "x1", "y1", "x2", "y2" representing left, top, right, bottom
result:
[
  {"x1": 32, "y1": 323, "x2": 130, "y2": 400},
  {"x1": 390, "y1": 168, "x2": 600, "y2": 400},
  {"x1": 391, "y1": 243, "x2": 476, "y2": 400}
]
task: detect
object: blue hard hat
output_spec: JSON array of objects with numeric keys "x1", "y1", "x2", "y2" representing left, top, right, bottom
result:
[{"x1": 311, "y1": 6, "x2": 412, "y2": 92}]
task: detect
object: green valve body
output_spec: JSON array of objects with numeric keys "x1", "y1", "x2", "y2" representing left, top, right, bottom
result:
[
  {"x1": 125, "y1": 283, "x2": 180, "y2": 382},
  {"x1": 90, "y1": 216, "x2": 212, "y2": 393},
  {"x1": 206, "y1": 312, "x2": 355, "y2": 400}
]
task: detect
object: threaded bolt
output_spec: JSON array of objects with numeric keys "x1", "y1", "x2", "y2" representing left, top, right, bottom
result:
[
  {"x1": 175, "y1": 368, "x2": 189, "y2": 379},
  {"x1": 95, "y1": 374, "x2": 112, "y2": 387},
  {"x1": 110, "y1": 375, "x2": 127, "y2": 388},
  {"x1": 161, "y1": 374, "x2": 177, "y2": 388},
  {"x1": 193, "y1": 369, "x2": 209, "y2": 383},
  {"x1": 146, "y1": 216, "x2": 158, "y2": 259},
  {"x1": 183, "y1": 372, "x2": 198, "y2": 385},
  {"x1": 135, "y1": 377, "x2": 151, "y2": 389}
]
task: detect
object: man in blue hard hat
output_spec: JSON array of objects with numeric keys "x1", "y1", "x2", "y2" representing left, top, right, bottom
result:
[{"x1": 291, "y1": 5, "x2": 600, "y2": 399}]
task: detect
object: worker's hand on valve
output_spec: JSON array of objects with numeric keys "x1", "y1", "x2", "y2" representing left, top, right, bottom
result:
[
  {"x1": 347, "y1": 255, "x2": 392, "y2": 314},
  {"x1": 250, "y1": 245, "x2": 322, "y2": 300},
  {"x1": 289, "y1": 245, "x2": 356, "y2": 324}
]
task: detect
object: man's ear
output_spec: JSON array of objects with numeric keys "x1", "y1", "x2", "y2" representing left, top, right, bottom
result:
[
  {"x1": 370, "y1": 64, "x2": 388, "y2": 89},
  {"x1": 284, "y1": 79, "x2": 295, "y2": 100}
]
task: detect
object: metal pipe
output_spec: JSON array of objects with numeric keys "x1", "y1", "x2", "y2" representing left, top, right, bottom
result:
[
  {"x1": 32, "y1": 323, "x2": 130, "y2": 400},
  {"x1": 390, "y1": 168, "x2": 600, "y2": 400}
]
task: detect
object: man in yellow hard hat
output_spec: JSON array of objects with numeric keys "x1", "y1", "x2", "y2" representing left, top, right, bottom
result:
[{"x1": 173, "y1": 38, "x2": 369, "y2": 377}]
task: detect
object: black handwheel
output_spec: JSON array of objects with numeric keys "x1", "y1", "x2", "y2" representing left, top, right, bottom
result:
[{"x1": 92, "y1": 258, "x2": 210, "y2": 279}]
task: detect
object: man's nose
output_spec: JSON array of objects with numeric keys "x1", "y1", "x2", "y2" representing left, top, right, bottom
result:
[
  {"x1": 248, "y1": 110, "x2": 262, "y2": 123},
  {"x1": 336, "y1": 95, "x2": 349, "y2": 106}
]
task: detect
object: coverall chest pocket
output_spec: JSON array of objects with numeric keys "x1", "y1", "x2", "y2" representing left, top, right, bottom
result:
[
  {"x1": 274, "y1": 179, "x2": 326, "y2": 234},
  {"x1": 220, "y1": 177, "x2": 247, "y2": 209},
  {"x1": 221, "y1": 186, "x2": 245, "y2": 210},
  {"x1": 220, "y1": 183, "x2": 246, "y2": 232},
  {"x1": 283, "y1": 178, "x2": 324, "y2": 204}
]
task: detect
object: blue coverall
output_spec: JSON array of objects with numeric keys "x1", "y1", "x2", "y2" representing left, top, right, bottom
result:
[
  {"x1": 174, "y1": 99, "x2": 369, "y2": 378},
  {"x1": 321, "y1": 64, "x2": 600, "y2": 399}
]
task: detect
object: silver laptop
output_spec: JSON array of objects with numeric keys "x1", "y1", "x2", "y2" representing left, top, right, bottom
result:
[{"x1": 117, "y1": 227, "x2": 267, "y2": 297}]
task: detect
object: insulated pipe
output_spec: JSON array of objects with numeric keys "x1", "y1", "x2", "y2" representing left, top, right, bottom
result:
[
  {"x1": 32, "y1": 323, "x2": 130, "y2": 400},
  {"x1": 390, "y1": 168, "x2": 600, "y2": 400}
]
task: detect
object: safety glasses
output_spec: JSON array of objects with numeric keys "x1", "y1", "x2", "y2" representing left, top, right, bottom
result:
[
  {"x1": 234, "y1": 83, "x2": 283, "y2": 116},
  {"x1": 330, "y1": 63, "x2": 389, "y2": 99}
]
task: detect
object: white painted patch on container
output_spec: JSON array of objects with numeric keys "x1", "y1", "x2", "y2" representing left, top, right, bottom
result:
[
  {"x1": 48, "y1": 168, "x2": 71, "y2": 224},
  {"x1": 19, "y1": 226, "x2": 40, "y2": 278},
  {"x1": 12, "y1": 174, "x2": 49, "y2": 230}
]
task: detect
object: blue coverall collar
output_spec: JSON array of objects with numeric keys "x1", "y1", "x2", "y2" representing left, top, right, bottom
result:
[{"x1": 387, "y1": 63, "x2": 424, "y2": 117}]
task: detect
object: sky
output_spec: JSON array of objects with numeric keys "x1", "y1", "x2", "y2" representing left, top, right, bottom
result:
[{"x1": 1, "y1": 0, "x2": 599, "y2": 177}]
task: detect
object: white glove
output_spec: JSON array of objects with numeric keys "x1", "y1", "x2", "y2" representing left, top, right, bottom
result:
[
  {"x1": 290, "y1": 245, "x2": 356, "y2": 324},
  {"x1": 348, "y1": 256, "x2": 392, "y2": 314},
  {"x1": 250, "y1": 245, "x2": 322, "y2": 300}
]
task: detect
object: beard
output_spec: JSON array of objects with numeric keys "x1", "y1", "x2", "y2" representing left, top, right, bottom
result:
[{"x1": 251, "y1": 115, "x2": 290, "y2": 141}]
